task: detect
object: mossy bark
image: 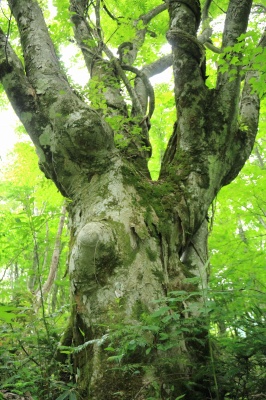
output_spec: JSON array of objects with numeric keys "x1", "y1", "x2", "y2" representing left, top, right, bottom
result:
[
  {"x1": 65, "y1": 156, "x2": 210, "y2": 399},
  {"x1": 0, "y1": 0, "x2": 261, "y2": 399}
]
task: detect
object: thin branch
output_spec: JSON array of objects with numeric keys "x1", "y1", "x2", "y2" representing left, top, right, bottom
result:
[
  {"x1": 252, "y1": 4, "x2": 266, "y2": 13},
  {"x1": 140, "y1": 3, "x2": 168, "y2": 25},
  {"x1": 254, "y1": 146, "x2": 265, "y2": 169},
  {"x1": 94, "y1": 0, "x2": 102, "y2": 44},
  {"x1": 121, "y1": 64, "x2": 155, "y2": 119},
  {"x1": 204, "y1": 41, "x2": 222, "y2": 53},
  {"x1": 102, "y1": 1, "x2": 119, "y2": 21},
  {"x1": 212, "y1": 0, "x2": 226, "y2": 14},
  {"x1": 202, "y1": 0, "x2": 213, "y2": 22}
]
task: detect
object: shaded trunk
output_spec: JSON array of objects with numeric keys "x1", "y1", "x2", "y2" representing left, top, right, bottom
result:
[{"x1": 66, "y1": 156, "x2": 209, "y2": 399}]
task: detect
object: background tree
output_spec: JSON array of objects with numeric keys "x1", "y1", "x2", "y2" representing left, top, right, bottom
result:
[{"x1": 0, "y1": 0, "x2": 265, "y2": 399}]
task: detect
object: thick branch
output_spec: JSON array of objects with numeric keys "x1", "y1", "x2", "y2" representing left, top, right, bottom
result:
[
  {"x1": 232, "y1": 28, "x2": 266, "y2": 180},
  {"x1": 142, "y1": 54, "x2": 173, "y2": 78},
  {"x1": 221, "y1": 0, "x2": 253, "y2": 49},
  {"x1": 166, "y1": 0, "x2": 206, "y2": 101},
  {"x1": 69, "y1": 0, "x2": 98, "y2": 72},
  {"x1": 8, "y1": 0, "x2": 71, "y2": 104},
  {"x1": 216, "y1": 0, "x2": 253, "y2": 130},
  {"x1": 211, "y1": 13, "x2": 263, "y2": 187},
  {"x1": 160, "y1": 1, "x2": 212, "y2": 239},
  {"x1": 0, "y1": 28, "x2": 46, "y2": 146}
]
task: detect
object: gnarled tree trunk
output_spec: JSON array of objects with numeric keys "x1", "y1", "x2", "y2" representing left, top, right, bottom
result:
[{"x1": 0, "y1": 0, "x2": 263, "y2": 398}]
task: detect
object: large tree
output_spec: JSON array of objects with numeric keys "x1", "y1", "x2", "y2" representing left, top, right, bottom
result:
[{"x1": 0, "y1": 0, "x2": 264, "y2": 398}]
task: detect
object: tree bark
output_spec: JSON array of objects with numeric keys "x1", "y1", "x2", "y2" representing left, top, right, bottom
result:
[{"x1": 0, "y1": 0, "x2": 262, "y2": 399}]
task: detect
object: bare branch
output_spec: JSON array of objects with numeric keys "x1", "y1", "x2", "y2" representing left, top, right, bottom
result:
[
  {"x1": 118, "y1": 3, "x2": 168, "y2": 66},
  {"x1": 202, "y1": 0, "x2": 213, "y2": 22},
  {"x1": 140, "y1": 3, "x2": 168, "y2": 24},
  {"x1": 216, "y1": 0, "x2": 253, "y2": 125},
  {"x1": 221, "y1": 0, "x2": 252, "y2": 49},
  {"x1": 0, "y1": 27, "x2": 42, "y2": 143},
  {"x1": 204, "y1": 41, "x2": 222, "y2": 53},
  {"x1": 252, "y1": 3, "x2": 266, "y2": 13},
  {"x1": 69, "y1": 0, "x2": 98, "y2": 72},
  {"x1": 8, "y1": 0, "x2": 70, "y2": 98},
  {"x1": 142, "y1": 54, "x2": 172, "y2": 78},
  {"x1": 122, "y1": 64, "x2": 155, "y2": 119},
  {"x1": 254, "y1": 146, "x2": 265, "y2": 169},
  {"x1": 102, "y1": 1, "x2": 119, "y2": 21}
]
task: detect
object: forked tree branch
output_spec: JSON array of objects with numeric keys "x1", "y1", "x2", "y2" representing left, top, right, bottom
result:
[{"x1": 118, "y1": 3, "x2": 168, "y2": 66}]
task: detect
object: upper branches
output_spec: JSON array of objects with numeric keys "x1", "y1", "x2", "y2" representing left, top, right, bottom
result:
[{"x1": 0, "y1": 0, "x2": 115, "y2": 197}]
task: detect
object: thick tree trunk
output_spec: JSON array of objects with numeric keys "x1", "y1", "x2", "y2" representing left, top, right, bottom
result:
[
  {"x1": 66, "y1": 158, "x2": 209, "y2": 399},
  {"x1": 0, "y1": 0, "x2": 263, "y2": 399}
]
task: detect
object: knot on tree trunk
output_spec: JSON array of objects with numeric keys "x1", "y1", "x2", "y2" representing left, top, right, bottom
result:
[{"x1": 69, "y1": 221, "x2": 119, "y2": 288}]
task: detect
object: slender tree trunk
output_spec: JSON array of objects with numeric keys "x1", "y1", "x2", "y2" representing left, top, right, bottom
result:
[{"x1": 35, "y1": 203, "x2": 66, "y2": 308}]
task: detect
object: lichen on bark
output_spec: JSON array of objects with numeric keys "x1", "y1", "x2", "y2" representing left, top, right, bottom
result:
[{"x1": 0, "y1": 0, "x2": 263, "y2": 398}]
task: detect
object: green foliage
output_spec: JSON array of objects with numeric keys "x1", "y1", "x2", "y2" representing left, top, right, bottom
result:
[
  {"x1": 101, "y1": 287, "x2": 212, "y2": 398},
  {"x1": 216, "y1": 31, "x2": 266, "y2": 95},
  {"x1": 0, "y1": 301, "x2": 73, "y2": 399},
  {"x1": 0, "y1": 141, "x2": 71, "y2": 398},
  {"x1": 208, "y1": 99, "x2": 266, "y2": 399},
  {"x1": 149, "y1": 81, "x2": 175, "y2": 179}
]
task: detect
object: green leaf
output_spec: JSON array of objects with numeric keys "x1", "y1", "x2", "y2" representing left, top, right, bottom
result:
[
  {"x1": 56, "y1": 390, "x2": 71, "y2": 400},
  {"x1": 69, "y1": 392, "x2": 77, "y2": 400}
]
